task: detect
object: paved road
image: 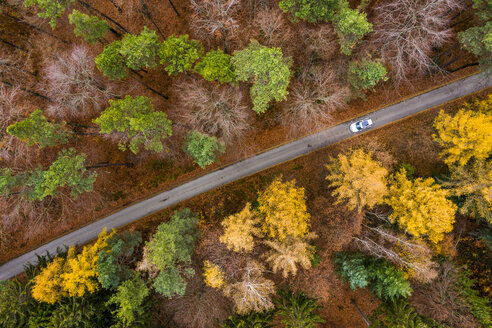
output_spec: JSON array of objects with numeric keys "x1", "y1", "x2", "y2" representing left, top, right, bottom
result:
[{"x1": 1, "y1": 73, "x2": 491, "y2": 280}]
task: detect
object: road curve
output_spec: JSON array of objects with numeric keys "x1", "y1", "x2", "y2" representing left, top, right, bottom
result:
[{"x1": 1, "y1": 73, "x2": 491, "y2": 280}]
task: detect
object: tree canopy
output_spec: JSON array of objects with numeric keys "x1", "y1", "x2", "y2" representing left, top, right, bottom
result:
[
  {"x1": 159, "y1": 34, "x2": 203, "y2": 75},
  {"x1": 24, "y1": 0, "x2": 75, "y2": 28},
  {"x1": 194, "y1": 49, "x2": 235, "y2": 84},
  {"x1": 279, "y1": 0, "x2": 340, "y2": 22},
  {"x1": 184, "y1": 130, "x2": 225, "y2": 168},
  {"x1": 69, "y1": 10, "x2": 109, "y2": 44},
  {"x1": 219, "y1": 203, "x2": 262, "y2": 252},
  {"x1": 347, "y1": 59, "x2": 388, "y2": 97},
  {"x1": 95, "y1": 41, "x2": 129, "y2": 80},
  {"x1": 119, "y1": 27, "x2": 160, "y2": 71},
  {"x1": 333, "y1": 7, "x2": 372, "y2": 55}
]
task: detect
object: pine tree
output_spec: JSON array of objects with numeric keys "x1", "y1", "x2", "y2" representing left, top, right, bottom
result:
[
  {"x1": 69, "y1": 10, "x2": 109, "y2": 44},
  {"x1": 24, "y1": 0, "x2": 75, "y2": 29},
  {"x1": 347, "y1": 59, "x2": 388, "y2": 98},
  {"x1": 194, "y1": 49, "x2": 235, "y2": 84},
  {"x1": 95, "y1": 41, "x2": 129, "y2": 80},
  {"x1": 258, "y1": 177, "x2": 311, "y2": 241},
  {"x1": 222, "y1": 311, "x2": 274, "y2": 328},
  {"x1": 276, "y1": 290, "x2": 324, "y2": 328},
  {"x1": 7, "y1": 109, "x2": 71, "y2": 147},
  {"x1": 433, "y1": 108, "x2": 492, "y2": 166},
  {"x1": 159, "y1": 34, "x2": 204, "y2": 75},
  {"x1": 94, "y1": 95, "x2": 173, "y2": 154},
  {"x1": 386, "y1": 169, "x2": 456, "y2": 245},
  {"x1": 0, "y1": 280, "x2": 33, "y2": 327},
  {"x1": 219, "y1": 203, "x2": 262, "y2": 252},
  {"x1": 333, "y1": 7, "x2": 372, "y2": 55},
  {"x1": 325, "y1": 148, "x2": 388, "y2": 212},
  {"x1": 184, "y1": 130, "x2": 225, "y2": 168},
  {"x1": 232, "y1": 40, "x2": 291, "y2": 114},
  {"x1": 120, "y1": 27, "x2": 160, "y2": 70}
]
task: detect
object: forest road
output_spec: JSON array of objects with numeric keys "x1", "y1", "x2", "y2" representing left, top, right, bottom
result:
[{"x1": 1, "y1": 73, "x2": 492, "y2": 280}]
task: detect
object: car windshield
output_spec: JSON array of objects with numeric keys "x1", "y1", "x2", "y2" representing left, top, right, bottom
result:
[
  {"x1": 362, "y1": 121, "x2": 369, "y2": 127},
  {"x1": 356, "y1": 122, "x2": 361, "y2": 129}
]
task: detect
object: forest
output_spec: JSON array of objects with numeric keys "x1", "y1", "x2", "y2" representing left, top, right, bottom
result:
[{"x1": 0, "y1": 0, "x2": 492, "y2": 326}]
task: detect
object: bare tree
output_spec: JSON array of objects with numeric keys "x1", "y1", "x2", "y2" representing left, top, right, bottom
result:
[
  {"x1": 372, "y1": 0, "x2": 461, "y2": 83},
  {"x1": 174, "y1": 79, "x2": 251, "y2": 144},
  {"x1": 301, "y1": 24, "x2": 338, "y2": 62},
  {"x1": 42, "y1": 45, "x2": 114, "y2": 120},
  {"x1": 252, "y1": 7, "x2": 293, "y2": 50}
]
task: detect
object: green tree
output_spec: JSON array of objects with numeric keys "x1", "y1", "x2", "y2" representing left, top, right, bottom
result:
[
  {"x1": 232, "y1": 40, "x2": 291, "y2": 114},
  {"x1": 369, "y1": 299, "x2": 434, "y2": 328},
  {"x1": 120, "y1": 27, "x2": 160, "y2": 71},
  {"x1": 347, "y1": 59, "x2": 388, "y2": 98},
  {"x1": 24, "y1": 0, "x2": 75, "y2": 29},
  {"x1": 7, "y1": 109, "x2": 71, "y2": 148},
  {"x1": 95, "y1": 41, "x2": 129, "y2": 80},
  {"x1": 0, "y1": 280, "x2": 33, "y2": 328},
  {"x1": 184, "y1": 130, "x2": 225, "y2": 168},
  {"x1": 145, "y1": 209, "x2": 199, "y2": 298},
  {"x1": 48, "y1": 297, "x2": 102, "y2": 328},
  {"x1": 333, "y1": 7, "x2": 372, "y2": 55},
  {"x1": 194, "y1": 49, "x2": 235, "y2": 84},
  {"x1": 97, "y1": 231, "x2": 142, "y2": 289},
  {"x1": 107, "y1": 275, "x2": 150, "y2": 328},
  {"x1": 222, "y1": 311, "x2": 274, "y2": 328},
  {"x1": 276, "y1": 290, "x2": 324, "y2": 328},
  {"x1": 94, "y1": 95, "x2": 173, "y2": 154},
  {"x1": 69, "y1": 10, "x2": 109, "y2": 44},
  {"x1": 278, "y1": 0, "x2": 340, "y2": 22},
  {"x1": 159, "y1": 34, "x2": 204, "y2": 75},
  {"x1": 335, "y1": 252, "x2": 412, "y2": 301}
]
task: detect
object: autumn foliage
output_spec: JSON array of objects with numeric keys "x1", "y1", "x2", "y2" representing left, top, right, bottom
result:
[{"x1": 219, "y1": 203, "x2": 262, "y2": 252}]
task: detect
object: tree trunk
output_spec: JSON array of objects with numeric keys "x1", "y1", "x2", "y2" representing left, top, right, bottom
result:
[
  {"x1": 1, "y1": 80, "x2": 52, "y2": 101},
  {"x1": 447, "y1": 62, "x2": 479, "y2": 73},
  {"x1": 109, "y1": 0, "x2": 124, "y2": 13},
  {"x1": 0, "y1": 38, "x2": 27, "y2": 53},
  {"x1": 0, "y1": 61, "x2": 37, "y2": 77},
  {"x1": 87, "y1": 162, "x2": 134, "y2": 168},
  {"x1": 130, "y1": 71, "x2": 169, "y2": 99},
  {"x1": 351, "y1": 299, "x2": 371, "y2": 326},
  {"x1": 77, "y1": 0, "x2": 131, "y2": 35},
  {"x1": 139, "y1": 0, "x2": 165, "y2": 38},
  {"x1": 167, "y1": 0, "x2": 181, "y2": 17}
]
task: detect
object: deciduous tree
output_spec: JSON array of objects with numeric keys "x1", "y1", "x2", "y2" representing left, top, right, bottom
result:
[
  {"x1": 202, "y1": 260, "x2": 226, "y2": 289},
  {"x1": 158, "y1": 34, "x2": 203, "y2": 75},
  {"x1": 386, "y1": 169, "x2": 456, "y2": 245},
  {"x1": 232, "y1": 40, "x2": 291, "y2": 114},
  {"x1": 24, "y1": 0, "x2": 75, "y2": 28},
  {"x1": 69, "y1": 10, "x2": 109, "y2": 44},
  {"x1": 94, "y1": 95, "x2": 173, "y2": 154},
  {"x1": 119, "y1": 27, "x2": 160, "y2": 71},
  {"x1": 333, "y1": 7, "x2": 372, "y2": 55},
  {"x1": 278, "y1": 0, "x2": 339, "y2": 22},
  {"x1": 95, "y1": 41, "x2": 129, "y2": 80},
  {"x1": 184, "y1": 130, "x2": 225, "y2": 168},
  {"x1": 32, "y1": 257, "x2": 67, "y2": 304},
  {"x1": 219, "y1": 203, "x2": 262, "y2": 252},
  {"x1": 347, "y1": 59, "x2": 388, "y2": 98},
  {"x1": 325, "y1": 148, "x2": 388, "y2": 212},
  {"x1": 194, "y1": 49, "x2": 235, "y2": 84}
]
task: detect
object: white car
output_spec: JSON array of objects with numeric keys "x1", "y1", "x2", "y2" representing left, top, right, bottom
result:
[{"x1": 350, "y1": 118, "x2": 373, "y2": 133}]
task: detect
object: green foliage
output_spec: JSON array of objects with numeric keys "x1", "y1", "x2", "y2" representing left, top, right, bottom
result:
[
  {"x1": 0, "y1": 168, "x2": 27, "y2": 197},
  {"x1": 27, "y1": 303, "x2": 55, "y2": 328},
  {"x1": 276, "y1": 290, "x2": 324, "y2": 328},
  {"x1": 335, "y1": 252, "x2": 412, "y2": 301},
  {"x1": 95, "y1": 41, "x2": 129, "y2": 80},
  {"x1": 194, "y1": 49, "x2": 235, "y2": 84},
  {"x1": 0, "y1": 280, "x2": 33, "y2": 328},
  {"x1": 222, "y1": 311, "x2": 275, "y2": 328},
  {"x1": 459, "y1": 270, "x2": 492, "y2": 327},
  {"x1": 97, "y1": 231, "x2": 142, "y2": 289},
  {"x1": 107, "y1": 275, "x2": 150, "y2": 328},
  {"x1": 146, "y1": 208, "x2": 199, "y2": 298},
  {"x1": 48, "y1": 297, "x2": 102, "y2": 328},
  {"x1": 159, "y1": 34, "x2": 204, "y2": 75},
  {"x1": 278, "y1": 0, "x2": 340, "y2": 22},
  {"x1": 232, "y1": 39, "x2": 291, "y2": 114},
  {"x1": 184, "y1": 130, "x2": 225, "y2": 168},
  {"x1": 333, "y1": 7, "x2": 372, "y2": 55},
  {"x1": 120, "y1": 27, "x2": 160, "y2": 70},
  {"x1": 24, "y1": 0, "x2": 75, "y2": 28},
  {"x1": 69, "y1": 10, "x2": 109, "y2": 44},
  {"x1": 369, "y1": 299, "x2": 438, "y2": 328},
  {"x1": 7, "y1": 109, "x2": 71, "y2": 147},
  {"x1": 347, "y1": 59, "x2": 388, "y2": 97},
  {"x1": 94, "y1": 95, "x2": 173, "y2": 154}
]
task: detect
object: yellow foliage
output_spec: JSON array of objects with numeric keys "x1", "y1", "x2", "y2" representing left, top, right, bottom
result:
[
  {"x1": 219, "y1": 203, "x2": 262, "y2": 252},
  {"x1": 325, "y1": 148, "x2": 388, "y2": 211},
  {"x1": 258, "y1": 177, "x2": 310, "y2": 241},
  {"x1": 32, "y1": 257, "x2": 66, "y2": 304},
  {"x1": 202, "y1": 260, "x2": 225, "y2": 289},
  {"x1": 433, "y1": 107, "x2": 492, "y2": 166},
  {"x1": 386, "y1": 169, "x2": 457, "y2": 245}
]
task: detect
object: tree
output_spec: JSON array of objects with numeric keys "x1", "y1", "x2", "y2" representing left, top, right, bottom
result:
[
  {"x1": 94, "y1": 95, "x2": 173, "y2": 154},
  {"x1": 144, "y1": 208, "x2": 199, "y2": 298},
  {"x1": 0, "y1": 280, "x2": 33, "y2": 327},
  {"x1": 386, "y1": 169, "x2": 456, "y2": 245},
  {"x1": 69, "y1": 10, "x2": 109, "y2": 44},
  {"x1": 224, "y1": 260, "x2": 275, "y2": 314},
  {"x1": 7, "y1": 109, "x2": 71, "y2": 147},
  {"x1": 222, "y1": 310, "x2": 274, "y2": 328},
  {"x1": 107, "y1": 275, "x2": 150, "y2": 328},
  {"x1": 203, "y1": 260, "x2": 226, "y2": 289},
  {"x1": 232, "y1": 40, "x2": 291, "y2": 114},
  {"x1": 258, "y1": 177, "x2": 311, "y2": 241},
  {"x1": 370, "y1": 299, "x2": 433, "y2": 328},
  {"x1": 194, "y1": 49, "x2": 235, "y2": 84},
  {"x1": 24, "y1": 0, "x2": 75, "y2": 28},
  {"x1": 443, "y1": 160, "x2": 492, "y2": 224},
  {"x1": 95, "y1": 41, "x2": 129, "y2": 80},
  {"x1": 347, "y1": 59, "x2": 388, "y2": 98},
  {"x1": 335, "y1": 252, "x2": 412, "y2": 301},
  {"x1": 433, "y1": 109, "x2": 492, "y2": 166},
  {"x1": 333, "y1": 7, "x2": 372, "y2": 56},
  {"x1": 184, "y1": 130, "x2": 225, "y2": 168},
  {"x1": 325, "y1": 148, "x2": 388, "y2": 212},
  {"x1": 219, "y1": 203, "x2": 262, "y2": 252},
  {"x1": 48, "y1": 297, "x2": 103, "y2": 328},
  {"x1": 158, "y1": 34, "x2": 203, "y2": 75},
  {"x1": 120, "y1": 27, "x2": 160, "y2": 71},
  {"x1": 276, "y1": 290, "x2": 324, "y2": 328},
  {"x1": 97, "y1": 231, "x2": 142, "y2": 289},
  {"x1": 263, "y1": 234, "x2": 316, "y2": 278},
  {"x1": 278, "y1": 0, "x2": 339, "y2": 22},
  {"x1": 31, "y1": 256, "x2": 67, "y2": 304}
]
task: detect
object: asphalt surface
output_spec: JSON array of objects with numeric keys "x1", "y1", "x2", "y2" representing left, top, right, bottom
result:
[{"x1": 1, "y1": 73, "x2": 491, "y2": 280}]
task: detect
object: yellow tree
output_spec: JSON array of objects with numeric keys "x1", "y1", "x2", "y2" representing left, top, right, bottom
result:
[
  {"x1": 258, "y1": 177, "x2": 310, "y2": 241},
  {"x1": 32, "y1": 257, "x2": 66, "y2": 304},
  {"x1": 219, "y1": 203, "x2": 262, "y2": 252},
  {"x1": 202, "y1": 260, "x2": 225, "y2": 289},
  {"x1": 432, "y1": 108, "x2": 492, "y2": 166},
  {"x1": 386, "y1": 169, "x2": 457, "y2": 245},
  {"x1": 443, "y1": 160, "x2": 492, "y2": 223},
  {"x1": 325, "y1": 148, "x2": 388, "y2": 212}
]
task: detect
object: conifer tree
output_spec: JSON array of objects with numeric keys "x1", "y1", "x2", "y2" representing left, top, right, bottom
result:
[
  {"x1": 276, "y1": 290, "x2": 324, "y2": 328},
  {"x1": 347, "y1": 59, "x2": 388, "y2": 98},
  {"x1": 120, "y1": 27, "x2": 160, "y2": 70},
  {"x1": 159, "y1": 34, "x2": 204, "y2": 75},
  {"x1": 219, "y1": 203, "x2": 262, "y2": 252},
  {"x1": 184, "y1": 130, "x2": 225, "y2": 168},
  {"x1": 95, "y1": 41, "x2": 129, "y2": 80},
  {"x1": 278, "y1": 0, "x2": 340, "y2": 22},
  {"x1": 25, "y1": 0, "x2": 75, "y2": 29},
  {"x1": 194, "y1": 49, "x2": 235, "y2": 84},
  {"x1": 69, "y1": 10, "x2": 109, "y2": 44}
]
